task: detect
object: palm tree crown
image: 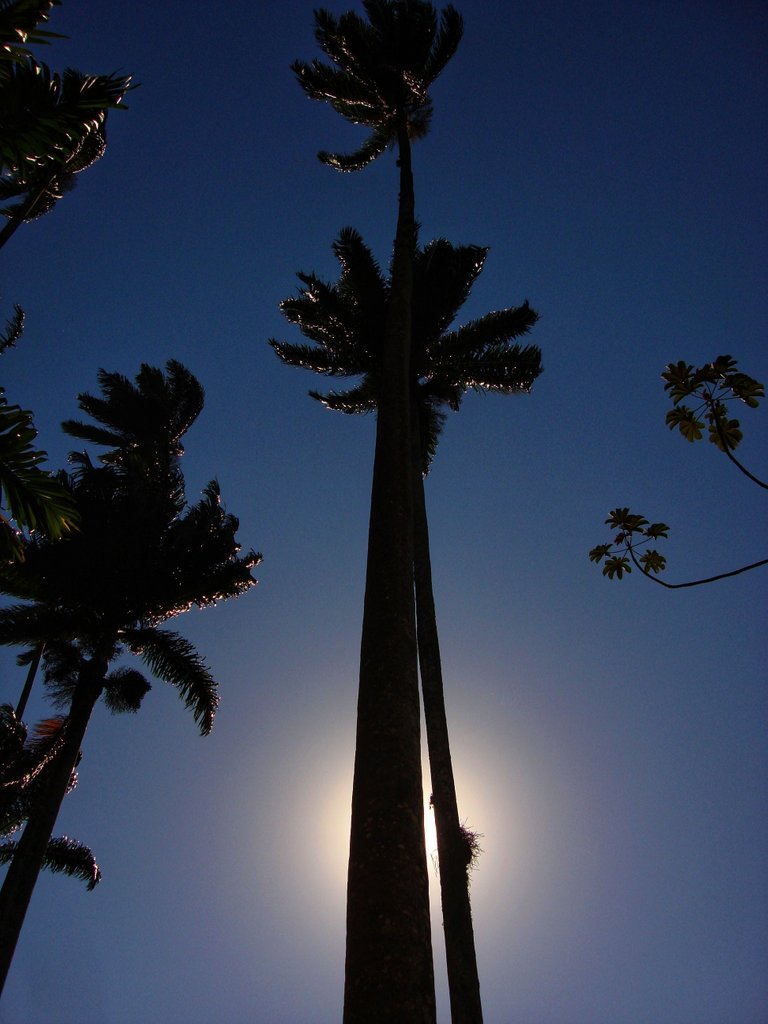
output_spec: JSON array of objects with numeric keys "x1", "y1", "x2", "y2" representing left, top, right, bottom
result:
[
  {"x1": 272, "y1": 226, "x2": 542, "y2": 467},
  {"x1": 0, "y1": 360, "x2": 260, "y2": 734},
  {"x1": 292, "y1": 0, "x2": 463, "y2": 170}
]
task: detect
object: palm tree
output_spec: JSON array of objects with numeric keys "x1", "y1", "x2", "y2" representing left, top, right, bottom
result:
[
  {"x1": 0, "y1": 1, "x2": 127, "y2": 552},
  {"x1": 294, "y1": 6, "x2": 463, "y2": 1018},
  {"x1": 272, "y1": 228, "x2": 541, "y2": 1024},
  {"x1": 0, "y1": 361, "x2": 260, "y2": 993},
  {"x1": 0, "y1": 1, "x2": 132, "y2": 250}
]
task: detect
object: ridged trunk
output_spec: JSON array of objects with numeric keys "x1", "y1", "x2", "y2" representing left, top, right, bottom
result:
[
  {"x1": 0, "y1": 659, "x2": 104, "y2": 995},
  {"x1": 412, "y1": 424, "x2": 483, "y2": 1024},
  {"x1": 343, "y1": 118, "x2": 435, "y2": 1023}
]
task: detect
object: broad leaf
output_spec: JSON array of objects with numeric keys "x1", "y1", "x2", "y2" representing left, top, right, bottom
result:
[
  {"x1": 639, "y1": 550, "x2": 666, "y2": 575},
  {"x1": 665, "y1": 405, "x2": 705, "y2": 442},
  {"x1": 602, "y1": 556, "x2": 631, "y2": 580},
  {"x1": 588, "y1": 544, "x2": 611, "y2": 563}
]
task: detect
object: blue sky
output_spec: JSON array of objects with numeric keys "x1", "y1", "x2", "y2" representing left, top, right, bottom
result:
[{"x1": 1, "y1": 1, "x2": 767, "y2": 1022}]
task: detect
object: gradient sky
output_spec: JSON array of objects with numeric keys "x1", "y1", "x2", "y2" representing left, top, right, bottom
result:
[{"x1": 1, "y1": 2, "x2": 767, "y2": 1022}]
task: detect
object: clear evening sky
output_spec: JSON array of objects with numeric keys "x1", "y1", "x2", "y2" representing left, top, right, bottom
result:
[{"x1": 1, "y1": 1, "x2": 766, "y2": 1021}]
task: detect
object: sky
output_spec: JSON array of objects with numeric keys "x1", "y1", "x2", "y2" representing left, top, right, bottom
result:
[{"x1": 1, "y1": 1, "x2": 766, "y2": 1022}]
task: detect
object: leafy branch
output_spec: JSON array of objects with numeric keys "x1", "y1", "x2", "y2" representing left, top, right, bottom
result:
[
  {"x1": 591, "y1": 356, "x2": 766, "y2": 587},
  {"x1": 589, "y1": 508, "x2": 768, "y2": 589},
  {"x1": 662, "y1": 354, "x2": 766, "y2": 489}
]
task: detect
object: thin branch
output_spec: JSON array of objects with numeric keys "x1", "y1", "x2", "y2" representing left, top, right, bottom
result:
[
  {"x1": 628, "y1": 546, "x2": 768, "y2": 589},
  {"x1": 711, "y1": 406, "x2": 768, "y2": 490}
]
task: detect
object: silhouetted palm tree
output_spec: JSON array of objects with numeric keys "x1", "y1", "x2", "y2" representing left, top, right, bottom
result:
[
  {"x1": 294, "y1": 5, "x2": 463, "y2": 1018},
  {"x1": 272, "y1": 228, "x2": 541, "y2": 1024},
  {"x1": 0, "y1": 1, "x2": 129, "y2": 549},
  {"x1": 0, "y1": 361, "x2": 260, "y2": 993},
  {"x1": 0, "y1": 1, "x2": 131, "y2": 250}
]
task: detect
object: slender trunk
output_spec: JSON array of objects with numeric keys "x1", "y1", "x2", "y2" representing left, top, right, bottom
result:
[
  {"x1": 412, "y1": 424, "x2": 483, "y2": 1024},
  {"x1": 344, "y1": 119, "x2": 435, "y2": 1023},
  {"x1": 15, "y1": 644, "x2": 44, "y2": 721},
  {"x1": 0, "y1": 659, "x2": 104, "y2": 995}
]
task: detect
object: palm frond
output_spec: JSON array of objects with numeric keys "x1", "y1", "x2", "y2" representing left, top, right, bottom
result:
[
  {"x1": 63, "y1": 361, "x2": 204, "y2": 463},
  {"x1": 335, "y1": 226, "x2": 388, "y2": 319},
  {"x1": 270, "y1": 338, "x2": 354, "y2": 376},
  {"x1": 0, "y1": 393, "x2": 79, "y2": 549},
  {"x1": 413, "y1": 240, "x2": 487, "y2": 355},
  {"x1": 151, "y1": 479, "x2": 259, "y2": 620},
  {"x1": 0, "y1": 304, "x2": 24, "y2": 352},
  {"x1": 124, "y1": 627, "x2": 218, "y2": 736},
  {"x1": 422, "y1": 4, "x2": 463, "y2": 85},
  {"x1": 0, "y1": 601, "x2": 86, "y2": 647},
  {"x1": 310, "y1": 380, "x2": 379, "y2": 414},
  {"x1": 0, "y1": 835, "x2": 101, "y2": 890},
  {"x1": 103, "y1": 667, "x2": 151, "y2": 714},
  {"x1": 292, "y1": 61, "x2": 380, "y2": 118},
  {"x1": 0, "y1": 62, "x2": 130, "y2": 176},
  {"x1": 417, "y1": 400, "x2": 447, "y2": 474},
  {"x1": 434, "y1": 341, "x2": 543, "y2": 395},
  {"x1": 319, "y1": 123, "x2": 393, "y2": 171},
  {"x1": 0, "y1": 1, "x2": 62, "y2": 67},
  {"x1": 434, "y1": 303, "x2": 540, "y2": 363}
]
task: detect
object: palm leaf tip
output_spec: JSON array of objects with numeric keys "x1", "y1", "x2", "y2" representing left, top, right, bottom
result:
[
  {"x1": 0, "y1": 835, "x2": 101, "y2": 890},
  {"x1": 44, "y1": 835, "x2": 101, "y2": 890}
]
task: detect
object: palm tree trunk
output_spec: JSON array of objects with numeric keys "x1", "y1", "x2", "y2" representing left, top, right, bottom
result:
[
  {"x1": 412, "y1": 431, "x2": 483, "y2": 1024},
  {"x1": 15, "y1": 644, "x2": 44, "y2": 720},
  {"x1": 0, "y1": 659, "x2": 104, "y2": 995},
  {"x1": 344, "y1": 117, "x2": 435, "y2": 1023}
]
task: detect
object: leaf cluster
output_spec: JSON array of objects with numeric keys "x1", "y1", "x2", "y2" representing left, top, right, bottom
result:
[
  {"x1": 591, "y1": 355, "x2": 767, "y2": 588},
  {"x1": 662, "y1": 354, "x2": 764, "y2": 453},
  {"x1": 589, "y1": 508, "x2": 669, "y2": 580}
]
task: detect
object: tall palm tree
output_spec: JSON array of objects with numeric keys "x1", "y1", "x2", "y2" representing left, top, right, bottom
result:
[
  {"x1": 272, "y1": 228, "x2": 541, "y2": 1024},
  {"x1": 0, "y1": 361, "x2": 260, "y2": 993},
  {"x1": 294, "y1": 6, "x2": 463, "y2": 1018}
]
